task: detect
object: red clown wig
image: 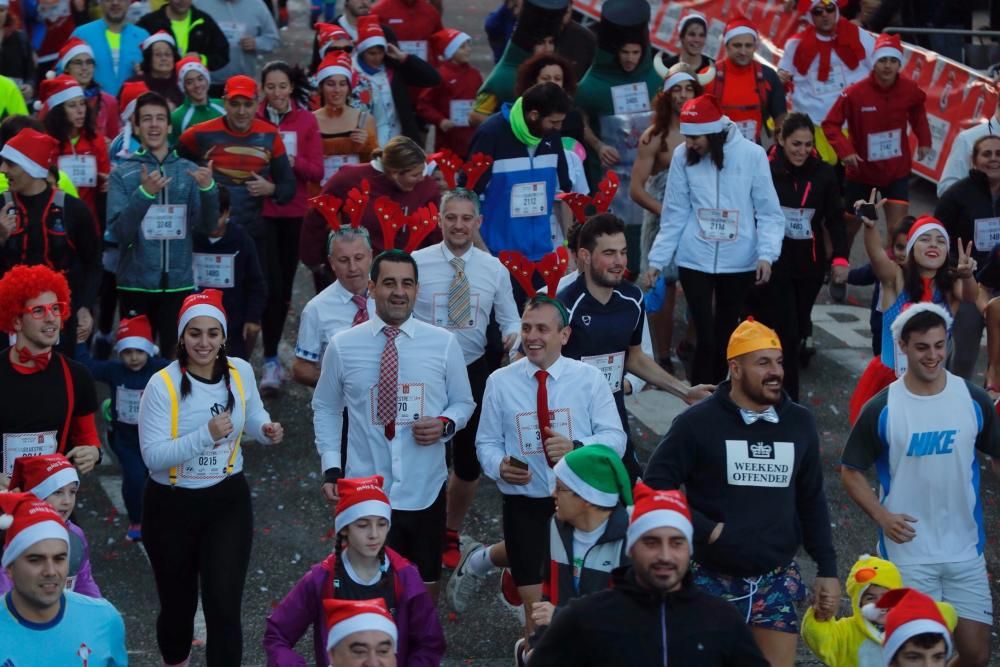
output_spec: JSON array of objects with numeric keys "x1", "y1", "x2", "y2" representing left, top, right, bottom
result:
[{"x1": 0, "y1": 265, "x2": 72, "y2": 334}]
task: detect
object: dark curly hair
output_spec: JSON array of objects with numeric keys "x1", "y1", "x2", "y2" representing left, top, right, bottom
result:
[
  {"x1": 646, "y1": 69, "x2": 702, "y2": 144},
  {"x1": 0, "y1": 265, "x2": 72, "y2": 334},
  {"x1": 515, "y1": 52, "x2": 577, "y2": 98},
  {"x1": 43, "y1": 98, "x2": 98, "y2": 143}
]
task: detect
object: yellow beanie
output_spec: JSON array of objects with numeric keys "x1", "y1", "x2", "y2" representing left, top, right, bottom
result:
[{"x1": 726, "y1": 318, "x2": 781, "y2": 359}]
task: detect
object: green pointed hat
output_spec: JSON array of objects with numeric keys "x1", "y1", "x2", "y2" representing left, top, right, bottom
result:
[{"x1": 554, "y1": 444, "x2": 633, "y2": 507}]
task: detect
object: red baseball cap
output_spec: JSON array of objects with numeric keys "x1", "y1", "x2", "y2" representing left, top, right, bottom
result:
[{"x1": 224, "y1": 75, "x2": 258, "y2": 100}]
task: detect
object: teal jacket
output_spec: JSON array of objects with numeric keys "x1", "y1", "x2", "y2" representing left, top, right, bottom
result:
[{"x1": 71, "y1": 21, "x2": 150, "y2": 97}]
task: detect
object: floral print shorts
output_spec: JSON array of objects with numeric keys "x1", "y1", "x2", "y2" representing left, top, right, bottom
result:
[{"x1": 691, "y1": 560, "x2": 805, "y2": 633}]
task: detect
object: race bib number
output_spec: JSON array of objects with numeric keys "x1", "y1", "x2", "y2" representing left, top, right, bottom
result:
[
  {"x1": 398, "y1": 40, "x2": 428, "y2": 61},
  {"x1": 2, "y1": 431, "x2": 57, "y2": 475},
  {"x1": 280, "y1": 131, "x2": 298, "y2": 158},
  {"x1": 781, "y1": 207, "x2": 816, "y2": 240},
  {"x1": 867, "y1": 129, "x2": 903, "y2": 161},
  {"x1": 192, "y1": 253, "x2": 236, "y2": 289},
  {"x1": 974, "y1": 217, "x2": 1000, "y2": 252},
  {"x1": 515, "y1": 407, "x2": 572, "y2": 457},
  {"x1": 697, "y1": 208, "x2": 739, "y2": 241},
  {"x1": 449, "y1": 99, "x2": 474, "y2": 127},
  {"x1": 178, "y1": 442, "x2": 235, "y2": 480},
  {"x1": 431, "y1": 292, "x2": 480, "y2": 329},
  {"x1": 725, "y1": 440, "x2": 794, "y2": 487},
  {"x1": 735, "y1": 119, "x2": 758, "y2": 142},
  {"x1": 58, "y1": 155, "x2": 97, "y2": 188},
  {"x1": 610, "y1": 83, "x2": 651, "y2": 115},
  {"x1": 370, "y1": 383, "x2": 425, "y2": 426},
  {"x1": 323, "y1": 154, "x2": 360, "y2": 184},
  {"x1": 811, "y1": 68, "x2": 846, "y2": 97},
  {"x1": 217, "y1": 21, "x2": 246, "y2": 43},
  {"x1": 510, "y1": 182, "x2": 548, "y2": 218},
  {"x1": 581, "y1": 351, "x2": 626, "y2": 393},
  {"x1": 115, "y1": 386, "x2": 142, "y2": 425},
  {"x1": 141, "y1": 204, "x2": 187, "y2": 241}
]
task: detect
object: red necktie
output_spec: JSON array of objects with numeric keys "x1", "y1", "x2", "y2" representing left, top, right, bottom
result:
[
  {"x1": 352, "y1": 294, "x2": 369, "y2": 326},
  {"x1": 15, "y1": 346, "x2": 51, "y2": 371},
  {"x1": 378, "y1": 326, "x2": 402, "y2": 440},
  {"x1": 535, "y1": 369, "x2": 554, "y2": 467}
]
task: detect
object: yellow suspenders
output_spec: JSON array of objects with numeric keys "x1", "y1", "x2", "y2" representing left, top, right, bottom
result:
[{"x1": 158, "y1": 363, "x2": 246, "y2": 485}]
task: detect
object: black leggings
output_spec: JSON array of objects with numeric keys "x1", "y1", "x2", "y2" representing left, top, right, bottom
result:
[
  {"x1": 257, "y1": 216, "x2": 303, "y2": 358},
  {"x1": 678, "y1": 268, "x2": 755, "y2": 385},
  {"x1": 119, "y1": 289, "x2": 191, "y2": 359},
  {"x1": 143, "y1": 473, "x2": 253, "y2": 666}
]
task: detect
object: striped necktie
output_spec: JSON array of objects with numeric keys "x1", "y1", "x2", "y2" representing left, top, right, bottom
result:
[
  {"x1": 448, "y1": 256, "x2": 471, "y2": 327},
  {"x1": 351, "y1": 294, "x2": 369, "y2": 326}
]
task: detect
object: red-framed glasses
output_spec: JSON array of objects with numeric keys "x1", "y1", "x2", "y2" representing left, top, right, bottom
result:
[{"x1": 23, "y1": 301, "x2": 69, "y2": 319}]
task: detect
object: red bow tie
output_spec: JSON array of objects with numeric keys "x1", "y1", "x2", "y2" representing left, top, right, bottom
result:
[{"x1": 15, "y1": 346, "x2": 52, "y2": 371}]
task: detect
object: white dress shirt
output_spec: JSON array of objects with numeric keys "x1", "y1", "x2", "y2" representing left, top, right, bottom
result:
[
  {"x1": 312, "y1": 313, "x2": 476, "y2": 510},
  {"x1": 476, "y1": 355, "x2": 626, "y2": 499},
  {"x1": 294, "y1": 280, "x2": 375, "y2": 363},
  {"x1": 412, "y1": 243, "x2": 520, "y2": 364}
]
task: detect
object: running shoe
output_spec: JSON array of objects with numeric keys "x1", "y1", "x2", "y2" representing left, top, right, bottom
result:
[
  {"x1": 447, "y1": 540, "x2": 486, "y2": 613},
  {"x1": 126, "y1": 524, "x2": 142, "y2": 542},
  {"x1": 442, "y1": 528, "x2": 461, "y2": 569},
  {"x1": 499, "y1": 568, "x2": 525, "y2": 624},
  {"x1": 260, "y1": 359, "x2": 284, "y2": 395}
]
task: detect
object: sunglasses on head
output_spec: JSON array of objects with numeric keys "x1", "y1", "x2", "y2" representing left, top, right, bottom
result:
[{"x1": 811, "y1": 4, "x2": 837, "y2": 15}]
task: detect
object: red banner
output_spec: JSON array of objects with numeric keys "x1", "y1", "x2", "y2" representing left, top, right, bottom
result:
[{"x1": 576, "y1": 0, "x2": 996, "y2": 183}]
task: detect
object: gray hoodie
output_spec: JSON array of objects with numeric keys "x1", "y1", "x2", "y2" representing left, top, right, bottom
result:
[{"x1": 108, "y1": 149, "x2": 220, "y2": 291}]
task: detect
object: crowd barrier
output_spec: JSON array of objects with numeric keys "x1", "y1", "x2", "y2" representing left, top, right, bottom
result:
[{"x1": 575, "y1": 0, "x2": 998, "y2": 184}]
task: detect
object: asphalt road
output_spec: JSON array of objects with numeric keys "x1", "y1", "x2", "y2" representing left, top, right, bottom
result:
[{"x1": 76, "y1": 3, "x2": 1000, "y2": 665}]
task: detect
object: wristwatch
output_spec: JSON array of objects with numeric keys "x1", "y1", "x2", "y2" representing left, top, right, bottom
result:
[{"x1": 438, "y1": 417, "x2": 456, "y2": 438}]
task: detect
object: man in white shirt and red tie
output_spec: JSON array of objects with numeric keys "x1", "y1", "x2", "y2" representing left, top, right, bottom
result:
[
  {"x1": 412, "y1": 188, "x2": 521, "y2": 569},
  {"x1": 312, "y1": 249, "x2": 475, "y2": 594},
  {"x1": 449, "y1": 295, "x2": 625, "y2": 652}
]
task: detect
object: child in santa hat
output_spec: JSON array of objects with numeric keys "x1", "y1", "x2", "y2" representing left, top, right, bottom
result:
[
  {"x1": 264, "y1": 475, "x2": 445, "y2": 667},
  {"x1": 75, "y1": 314, "x2": 168, "y2": 541},
  {"x1": 0, "y1": 454, "x2": 101, "y2": 597},
  {"x1": 868, "y1": 587, "x2": 957, "y2": 667},
  {"x1": 416, "y1": 28, "x2": 481, "y2": 157}
]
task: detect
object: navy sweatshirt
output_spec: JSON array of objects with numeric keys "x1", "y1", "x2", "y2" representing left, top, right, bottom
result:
[{"x1": 644, "y1": 381, "x2": 837, "y2": 578}]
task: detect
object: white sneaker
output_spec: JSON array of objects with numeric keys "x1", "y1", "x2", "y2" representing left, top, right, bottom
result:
[
  {"x1": 260, "y1": 359, "x2": 284, "y2": 394},
  {"x1": 447, "y1": 540, "x2": 486, "y2": 613}
]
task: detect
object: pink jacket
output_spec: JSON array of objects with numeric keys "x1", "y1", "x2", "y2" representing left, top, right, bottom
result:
[{"x1": 258, "y1": 103, "x2": 324, "y2": 218}]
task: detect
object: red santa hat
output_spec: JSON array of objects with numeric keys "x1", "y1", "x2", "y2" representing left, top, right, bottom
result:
[
  {"x1": 334, "y1": 475, "x2": 391, "y2": 533},
  {"x1": 864, "y1": 588, "x2": 954, "y2": 666},
  {"x1": 0, "y1": 492, "x2": 69, "y2": 568},
  {"x1": 679, "y1": 94, "x2": 727, "y2": 136},
  {"x1": 872, "y1": 33, "x2": 904, "y2": 63},
  {"x1": 317, "y1": 22, "x2": 352, "y2": 56},
  {"x1": 142, "y1": 30, "x2": 176, "y2": 52},
  {"x1": 176, "y1": 55, "x2": 210, "y2": 92},
  {"x1": 316, "y1": 50, "x2": 354, "y2": 86},
  {"x1": 10, "y1": 454, "x2": 79, "y2": 503},
  {"x1": 356, "y1": 15, "x2": 387, "y2": 54},
  {"x1": 55, "y1": 37, "x2": 95, "y2": 73},
  {"x1": 431, "y1": 28, "x2": 471, "y2": 61},
  {"x1": 0, "y1": 128, "x2": 59, "y2": 179},
  {"x1": 115, "y1": 314, "x2": 158, "y2": 356},
  {"x1": 323, "y1": 598, "x2": 397, "y2": 652},
  {"x1": 36, "y1": 74, "x2": 85, "y2": 112},
  {"x1": 723, "y1": 17, "x2": 758, "y2": 44},
  {"x1": 904, "y1": 215, "x2": 949, "y2": 258},
  {"x1": 626, "y1": 482, "x2": 694, "y2": 553},
  {"x1": 177, "y1": 289, "x2": 228, "y2": 338},
  {"x1": 119, "y1": 80, "x2": 150, "y2": 122}
]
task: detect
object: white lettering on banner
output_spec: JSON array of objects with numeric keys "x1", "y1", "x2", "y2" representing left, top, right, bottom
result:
[
  {"x1": 867, "y1": 128, "x2": 903, "y2": 161},
  {"x1": 2, "y1": 431, "x2": 57, "y2": 475},
  {"x1": 725, "y1": 440, "x2": 794, "y2": 487},
  {"x1": 611, "y1": 83, "x2": 651, "y2": 115},
  {"x1": 781, "y1": 207, "x2": 815, "y2": 240},
  {"x1": 323, "y1": 154, "x2": 360, "y2": 185},
  {"x1": 58, "y1": 155, "x2": 97, "y2": 188},
  {"x1": 431, "y1": 292, "x2": 480, "y2": 329},
  {"x1": 581, "y1": 351, "x2": 626, "y2": 393},
  {"x1": 192, "y1": 253, "x2": 236, "y2": 289},
  {"x1": 449, "y1": 100, "x2": 474, "y2": 127},
  {"x1": 975, "y1": 217, "x2": 1000, "y2": 252},
  {"x1": 510, "y1": 182, "x2": 548, "y2": 218},
  {"x1": 398, "y1": 40, "x2": 428, "y2": 61},
  {"x1": 141, "y1": 204, "x2": 188, "y2": 241},
  {"x1": 915, "y1": 113, "x2": 950, "y2": 172},
  {"x1": 705, "y1": 18, "x2": 726, "y2": 61},
  {"x1": 369, "y1": 383, "x2": 425, "y2": 426},
  {"x1": 115, "y1": 386, "x2": 142, "y2": 425},
  {"x1": 280, "y1": 131, "x2": 297, "y2": 158},
  {"x1": 735, "y1": 119, "x2": 758, "y2": 142},
  {"x1": 515, "y1": 408, "x2": 572, "y2": 458},
  {"x1": 217, "y1": 21, "x2": 246, "y2": 43},
  {"x1": 697, "y1": 208, "x2": 739, "y2": 241}
]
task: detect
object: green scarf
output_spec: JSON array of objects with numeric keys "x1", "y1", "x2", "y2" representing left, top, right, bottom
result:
[{"x1": 509, "y1": 97, "x2": 541, "y2": 148}]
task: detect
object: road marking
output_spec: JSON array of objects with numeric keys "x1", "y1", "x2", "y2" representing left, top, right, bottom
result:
[{"x1": 811, "y1": 305, "x2": 873, "y2": 349}]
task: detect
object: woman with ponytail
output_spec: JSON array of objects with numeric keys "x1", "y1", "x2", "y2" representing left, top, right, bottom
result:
[
  {"x1": 137, "y1": 289, "x2": 283, "y2": 667},
  {"x1": 264, "y1": 476, "x2": 445, "y2": 667}
]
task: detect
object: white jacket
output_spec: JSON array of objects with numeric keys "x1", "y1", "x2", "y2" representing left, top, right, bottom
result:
[{"x1": 647, "y1": 122, "x2": 785, "y2": 274}]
